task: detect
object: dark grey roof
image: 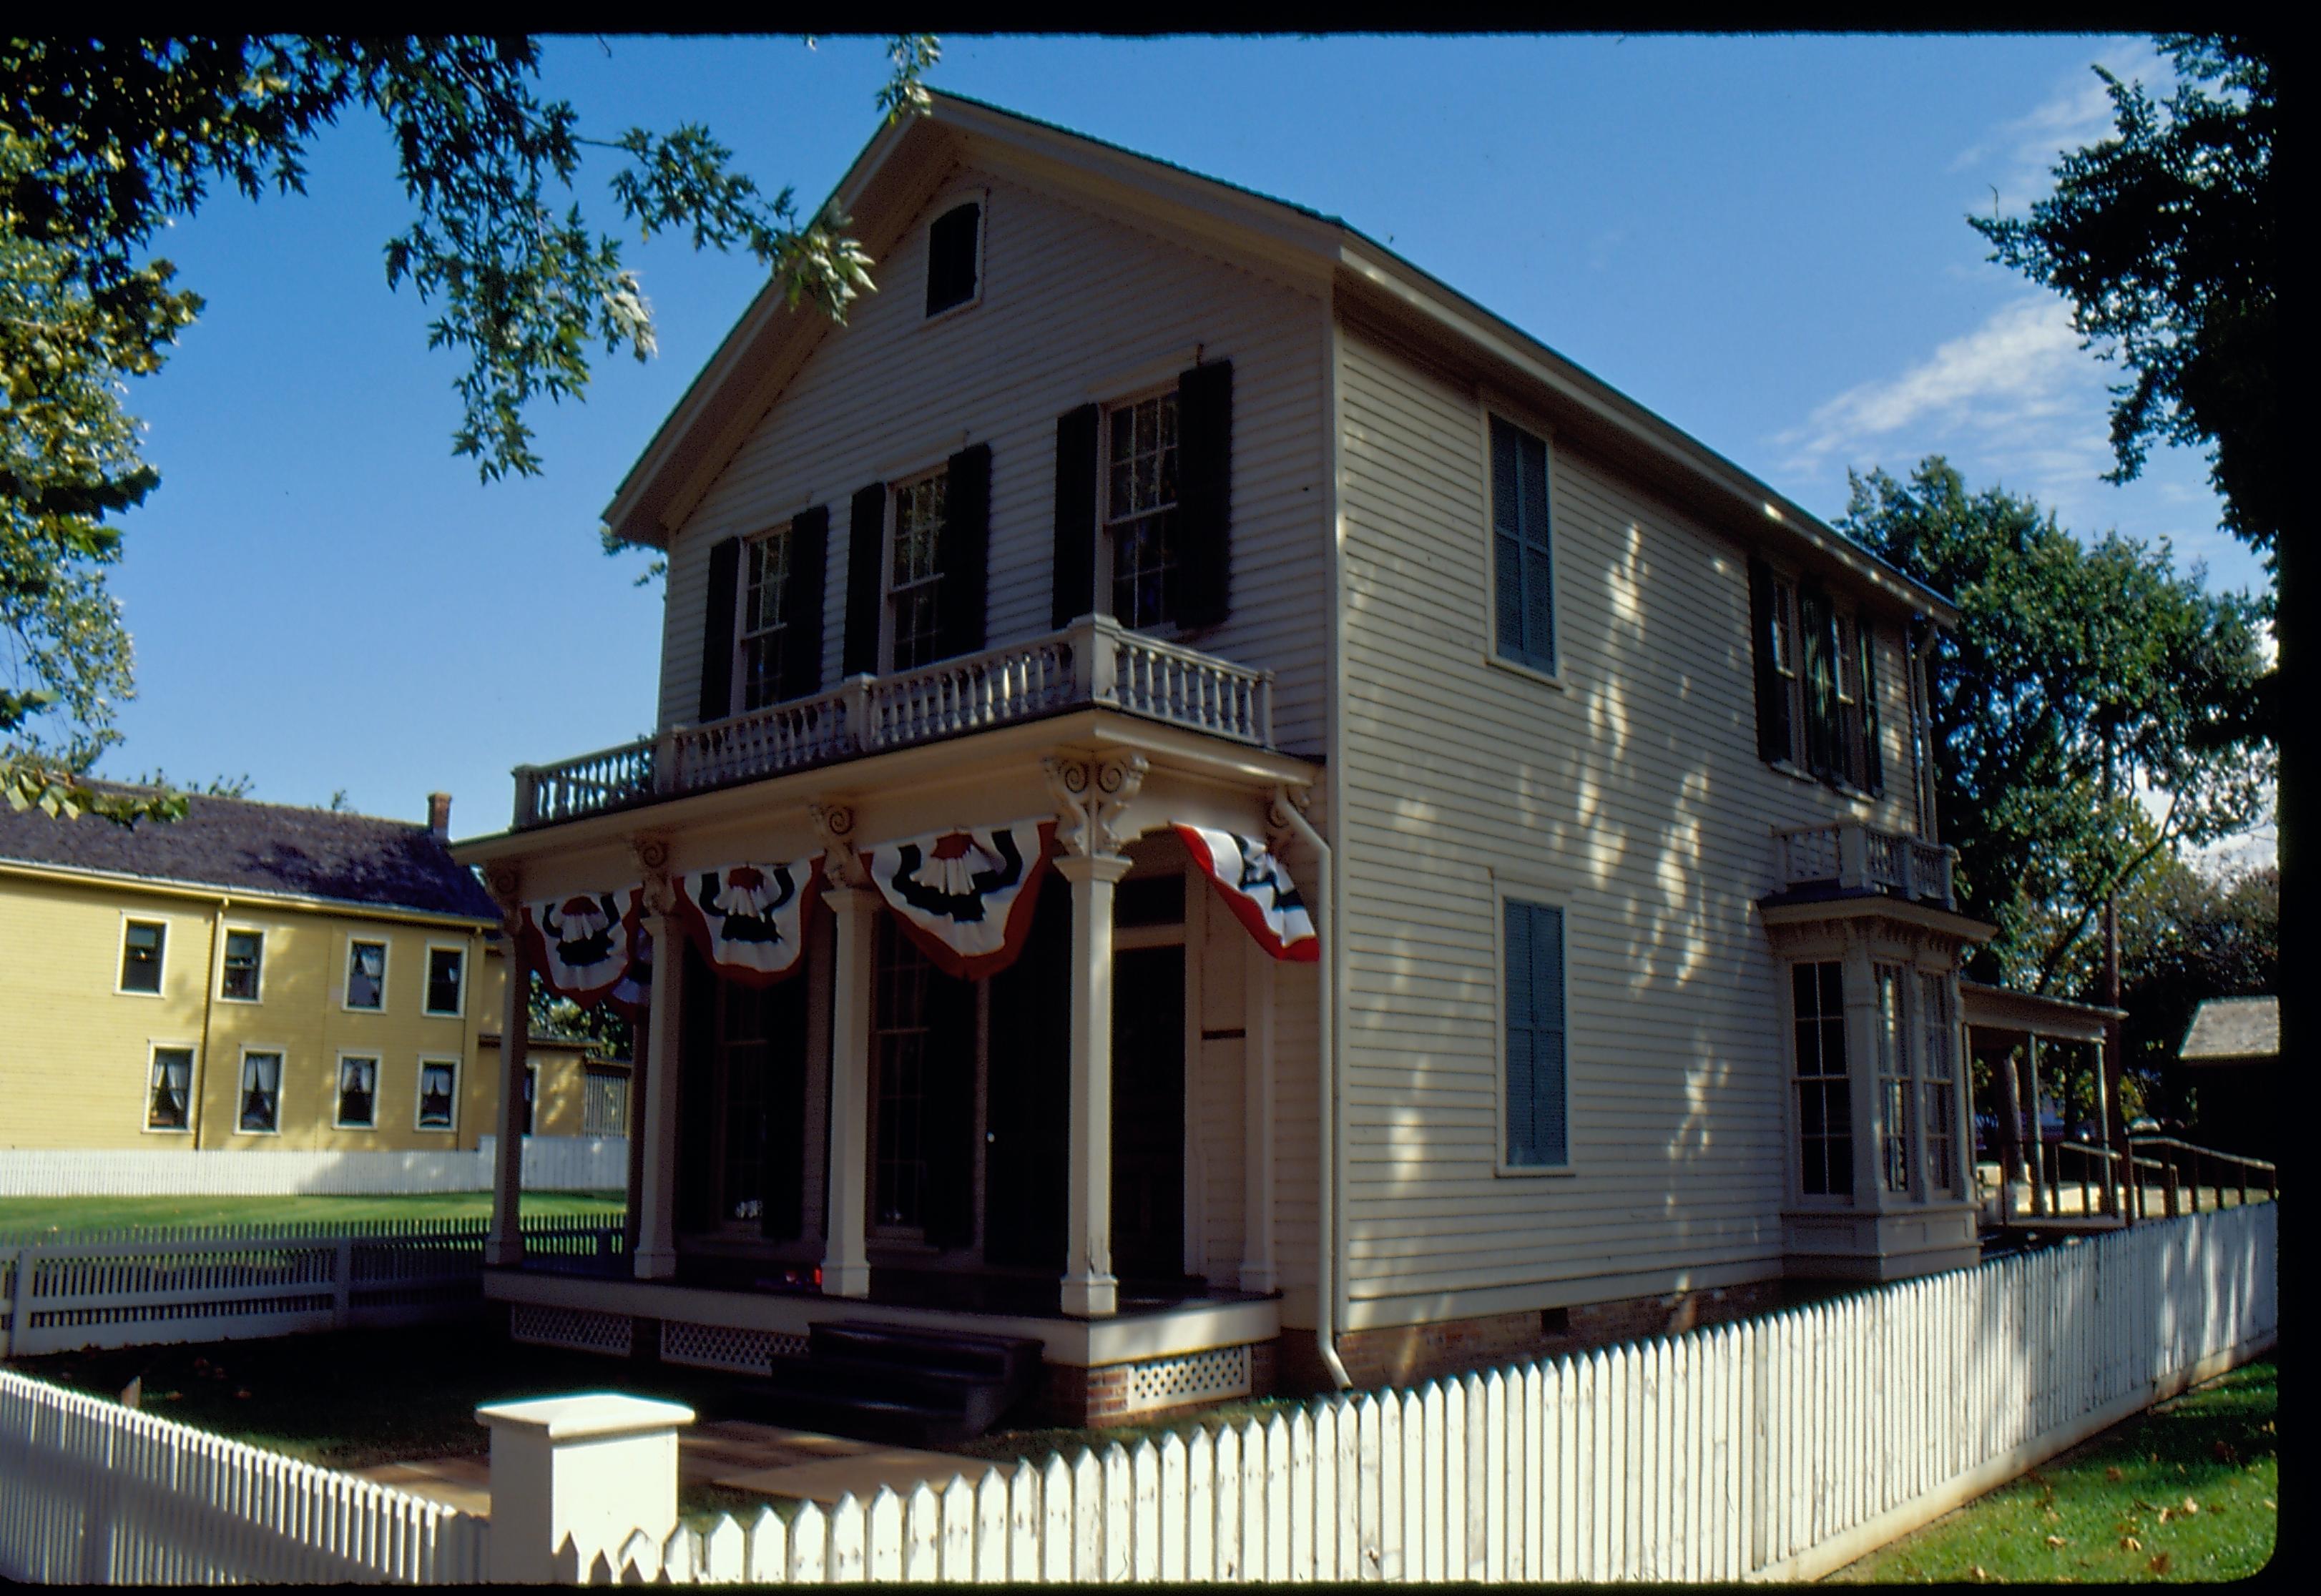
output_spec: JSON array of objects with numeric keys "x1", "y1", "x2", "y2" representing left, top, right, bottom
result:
[
  {"x1": 2179, "y1": 996, "x2": 2278, "y2": 1063},
  {"x1": 0, "y1": 787, "x2": 499, "y2": 922}
]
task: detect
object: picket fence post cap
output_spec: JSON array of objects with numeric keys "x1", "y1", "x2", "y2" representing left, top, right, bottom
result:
[{"x1": 476, "y1": 1392, "x2": 696, "y2": 1441}]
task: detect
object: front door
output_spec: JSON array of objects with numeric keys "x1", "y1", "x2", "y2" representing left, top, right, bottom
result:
[{"x1": 1110, "y1": 944, "x2": 1186, "y2": 1285}]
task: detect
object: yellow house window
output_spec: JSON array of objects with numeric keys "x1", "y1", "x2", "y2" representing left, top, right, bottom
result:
[
  {"x1": 416, "y1": 1059, "x2": 459, "y2": 1131},
  {"x1": 120, "y1": 920, "x2": 166, "y2": 994},
  {"x1": 220, "y1": 930, "x2": 264, "y2": 1002},
  {"x1": 147, "y1": 1047, "x2": 194, "y2": 1132},
  {"x1": 424, "y1": 946, "x2": 465, "y2": 1016},
  {"x1": 346, "y1": 939, "x2": 388, "y2": 1011},
  {"x1": 336, "y1": 1055, "x2": 380, "y2": 1129}
]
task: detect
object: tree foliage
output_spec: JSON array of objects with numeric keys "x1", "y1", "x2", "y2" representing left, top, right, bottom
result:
[
  {"x1": 1971, "y1": 35, "x2": 2276, "y2": 561},
  {"x1": 2114, "y1": 854, "x2": 2276, "y2": 1130},
  {"x1": 1, "y1": 34, "x2": 935, "y2": 819},
  {"x1": 1838, "y1": 458, "x2": 2271, "y2": 991},
  {"x1": 526, "y1": 971, "x2": 632, "y2": 1060}
]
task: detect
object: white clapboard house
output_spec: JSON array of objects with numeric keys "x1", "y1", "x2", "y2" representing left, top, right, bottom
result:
[{"x1": 455, "y1": 94, "x2": 2008, "y2": 1432}]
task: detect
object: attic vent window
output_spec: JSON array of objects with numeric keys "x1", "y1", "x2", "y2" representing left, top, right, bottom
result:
[{"x1": 925, "y1": 202, "x2": 982, "y2": 317}]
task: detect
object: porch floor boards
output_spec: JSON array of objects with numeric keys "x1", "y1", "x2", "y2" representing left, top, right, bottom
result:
[{"x1": 350, "y1": 1418, "x2": 993, "y2": 1517}]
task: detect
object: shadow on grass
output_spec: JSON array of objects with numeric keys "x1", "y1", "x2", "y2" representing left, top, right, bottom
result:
[{"x1": 1827, "y1": 1359, "x2": 2277, "y2": 1583}]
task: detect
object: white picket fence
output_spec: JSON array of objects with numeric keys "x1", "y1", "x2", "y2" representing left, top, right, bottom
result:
[
  {"x1": 0, "y1": 1135, "x2": 627, "y2": 1198},
  {"x1": 0, "y1": 1365, "x2": 490, "y2": 1583},
  {"x1": 1, "y1": 1214, "x2": 624, "y2": 1359},
  {"x1": 569, "y1": 1203, "x2": 2274, "y2": 1585}
]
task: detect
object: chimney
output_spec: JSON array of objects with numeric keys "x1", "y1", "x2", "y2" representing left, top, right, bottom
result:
[{"x1": 427, "y1": 792, "x2": 453, "y2": 841}]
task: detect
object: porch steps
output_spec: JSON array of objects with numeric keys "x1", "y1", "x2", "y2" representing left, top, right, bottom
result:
[{"x1": 731, "y1": 1321, "x2": 1044, "y2": 1447}]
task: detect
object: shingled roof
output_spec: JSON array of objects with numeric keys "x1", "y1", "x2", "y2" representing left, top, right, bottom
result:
[
  {"x1": 2179, "y1": 995, "x2": 2279, "y2": 1064},
  {"x1": 0, "y1": 789, "x2": 500, "y2": 922}
]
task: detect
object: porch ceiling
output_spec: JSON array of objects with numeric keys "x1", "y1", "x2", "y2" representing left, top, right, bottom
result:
[{"x1": 1959, "y1": 980, "x2": 2124, "y2": 1045}]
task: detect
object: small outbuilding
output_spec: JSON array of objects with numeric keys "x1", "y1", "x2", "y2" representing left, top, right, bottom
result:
[{"x1": 2177, "y1": 995, "x2": 2279, "y2": 1166}]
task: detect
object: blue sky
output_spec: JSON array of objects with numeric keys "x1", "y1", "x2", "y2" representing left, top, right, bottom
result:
[{"x1": 84, "y1": 34, "x2": 2259, "y2": 840}]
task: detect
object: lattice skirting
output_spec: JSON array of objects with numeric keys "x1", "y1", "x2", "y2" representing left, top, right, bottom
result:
[
  {"x1": 1122, "y1": 1344, "x2": 1254, "y2": 1414},
  {"x1": 658, "y1": 1320, "x2": 809, "y2": 1376},
  {"x1": 509, "y1": 1303, "x2": 633, "y2": 1358}
]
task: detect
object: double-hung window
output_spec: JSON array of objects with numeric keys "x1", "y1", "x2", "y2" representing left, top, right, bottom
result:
[
  {"x1": 416, "y1": 1059, "x2": 459, "y2": 1131},
  {"x1": 120, "y1": 920, "x2": 166, "y2": 994},
  {"x1": 345, "y1": 939, "x2": 387, "y2": 1011},
  {"x1": 1874, "y1": 962, "x2": 1913, "y2": 1193},
  {"x1": 425, "y1": 946, "x2": 465, "y2": 1017},
  {"x1": 239, "y1": 1050, "x2": 283, "y2": 1134},
  {"x1": 220, "y1": 930, "x2": 263, "y2": 1002},
  {"x1": 738, "y1": 526, "x2": 794, "y2": 712},
  {"x1": 1106, "y1": 392, "x2": 1181, "y2": 630},
  {"x1": 1501, "y1": 899, "x2": 1570, "y2": 1168},
  {"x1": 888, "y1": 471, "x2": 948, "y2": 672},
  {"x1": 1918, "y1": 973, "x2": 1958, "y2": 1193},
  {"x1": 1752, "y1": 564, "x2": 1883, "y2": 792},
  {"x1": 336, "y1": 1055, "x2": 379, "y2": 1129},
  {"x1": 147, "y1": 1046, "x2": 194, "y2": 1131},
  {"x1": 1489, "y1": 415, "x2": 1556, "y2": 674},
  {"x1": 924, "y1": 201, "x2": 983, "y2": 317},
  {"x1": 1792, "y1": 961, "x2": 1852, "y2": 1197}
]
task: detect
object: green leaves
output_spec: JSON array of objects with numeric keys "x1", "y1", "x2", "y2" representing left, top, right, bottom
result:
[
  {"x1": 1972, "y1": 36, "x2": 2275, "y2": 559},
  {"x1": 1840, "y1": 458, "x2": 2271, "y2": 993}
]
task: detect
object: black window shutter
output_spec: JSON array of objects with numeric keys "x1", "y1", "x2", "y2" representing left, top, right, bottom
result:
[
  {"x1": 841, "y1": 483, "x2": 887, "y2": 677},
  {"x1": 779, "y1": 506, "x2": 829, "y2": 701},
  {"x1": 1858, "y1": 618, "x2": 1885, "y2": 795},
  {"x1": 1503, "y1": 901, "x2": 1568, "y2": 1168},
  {"x1": 1174, "y1": 359, "x2": 1234, "y2": 629},
  {"x1": 1799, "y1": 582, "x2": 1839, "y2": 779},
  {"x1": 1492, "y1": 421, "x2": 1525, "y2": 663},
  {"x1": 1505, "y1": 902, "x2": 1536, "y2": 1166},
  {"x1": 698, "y1": 536, "x2": 740, "y2": 723},
  {"x1": 921, "y1": 969, "x2": 980, "y2": 1249},
  {"x1": 941, "y1": 443, "x2": 992, "y2": 658},
  {"x1": 1052, "y1": 405, "x2": 1101, "y2": 629},
  {"x1": 1747, "y1": 558, "x2": 1790, "y2": 763}
]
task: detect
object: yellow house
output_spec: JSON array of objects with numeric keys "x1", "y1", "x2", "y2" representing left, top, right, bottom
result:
[{"x1": 0, "y1": 788, "x2": 622, "y2": 1155}]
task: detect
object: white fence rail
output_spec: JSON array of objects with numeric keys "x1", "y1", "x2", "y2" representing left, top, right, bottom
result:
[
  {"x1": 0, "y1": 1366, "x2": 489, "y2": 1583},
  {"x1": 1, "y1": 1215, "x2": 624, "y2": 1359},
  {"x1": 0, "y1": 1134, "x2": 627, "y2": 1198},
  {"x1": 570, "y1": 1204, "x2": 2272, "y2": 1584}
]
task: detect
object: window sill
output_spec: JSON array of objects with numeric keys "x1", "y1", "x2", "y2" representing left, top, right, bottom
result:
[
  {"x1": 141, "y1": 1125, "x2": 192, "y2": 1137},
  {"x1": 114, "y1": 986, "x2": 167, "y2": 1000},
  {"x1": 217, "y1": 995, "x2": 262, "y2": 1006},
  {"x1": 1494, "y1": 1160, "x2": 1577, "y2": 1178},
  {"x1": 1767, "y1": 759, "x2": 1820, "y2": 785},
  {"x1": 1483, "y1": 651, "x2": 1567, "y2": 692},
  {"x1": 921, "y1": 292, "x2": 983, "y2": 329}
]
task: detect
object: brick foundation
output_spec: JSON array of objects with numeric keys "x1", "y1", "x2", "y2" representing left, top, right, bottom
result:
[{"x1": 1277, "y1": 1278, "x2": 1792, "y2": 1396}]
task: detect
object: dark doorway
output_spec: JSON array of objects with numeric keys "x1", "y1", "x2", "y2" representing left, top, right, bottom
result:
[
  {"x1": 1111, "y1": 944, "x2": 1186, "y2": 1285},
  {"x1": 677, "y1": 942, "x2": 809, "y2": 1239},
  {"x1": 983, "y1": 876, "x2": 1071, "y2": 1270}
]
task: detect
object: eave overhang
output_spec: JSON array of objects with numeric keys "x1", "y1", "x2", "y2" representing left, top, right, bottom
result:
[{"x1": 1756, "y1": 890, "x2": 1995, "y2": 946}]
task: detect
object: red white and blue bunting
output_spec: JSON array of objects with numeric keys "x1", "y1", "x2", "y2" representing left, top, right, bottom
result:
[
  {"x1": 863, "y1": 819, "x2": 1056, "y2": 980},
  {"x1": 522, "y1": 887, "x2": 643, "y2": 1008},
  {"x1": 609, "y1": 922, "x2": 654, "y2": 1020},
  {"x1": 1174, "y1": 824, "x2": 1319, "y2": 962},
  {"x1": 675, "y1": 858, "x2": 827, "y2": 986}
]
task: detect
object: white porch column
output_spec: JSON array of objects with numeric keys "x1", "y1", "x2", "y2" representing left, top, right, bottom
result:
[
  {"x1": 1056, "y1": 851, "x2": 1132, "y2": 1318},
  {"x1": 1238, "y1": 937, "x2": 1278, "y2": 1294},
  {"x1": 486, "y1": 930, "x2": 530, "y2": 1267},
  {"x1": 821, "y1": 885, "x2": 875, "y2": 1299},
  {"x1": 633, "y1": 910, "x2": 682, "y2": 1280}
]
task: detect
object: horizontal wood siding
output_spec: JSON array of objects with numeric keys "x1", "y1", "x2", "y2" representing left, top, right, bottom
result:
[
  {"x1": 1334, "y1": 325, "x2": 1922, "y2": 1321},
  {"x1": 657, "y1": 166, "x2": 1329, "y2": 756}
]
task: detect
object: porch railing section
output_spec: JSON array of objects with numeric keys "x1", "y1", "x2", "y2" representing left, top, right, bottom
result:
[
  {"x1": 1774, "y1": 819, "x2": 1956, "y2": 910},
  {"x1": 512, "y1": 616, "x2": 1276, "y2": 828}
]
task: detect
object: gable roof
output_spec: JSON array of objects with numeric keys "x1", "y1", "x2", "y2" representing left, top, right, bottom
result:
[
  {"x1": 0, "y1": 789, "x2": 500, "y2": 922},
  {"x1": 2179, "y1": 995, "x2": 2278, "y2": 1063},
  {"x1": 602, "y1": 92, "x2": 1958, "y2": 629}
]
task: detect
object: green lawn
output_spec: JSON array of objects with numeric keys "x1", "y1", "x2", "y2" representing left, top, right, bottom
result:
[
  {"x1": 1827, "y1": 1359, "x2": 2277, "y2": 1583},
  {"x1": 0, "y1": 1191, "x2": 622, "y2": 1236}
]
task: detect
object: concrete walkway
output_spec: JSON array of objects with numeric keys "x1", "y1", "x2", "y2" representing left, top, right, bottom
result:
[{"x1": 355, "y1": 1419, "x2": 999, "y2": 1518}]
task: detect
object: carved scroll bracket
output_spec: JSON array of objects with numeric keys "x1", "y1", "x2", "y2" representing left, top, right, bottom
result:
[
  {"x1": 808, "y1": 801, "x2": 867, "y2": 890},
  {"x1": 631, "y1": 834, "x2": 676, "y2": 918},
  {"x1": 1044, "y1": 752, "x2": 1148, "y2": 859}
]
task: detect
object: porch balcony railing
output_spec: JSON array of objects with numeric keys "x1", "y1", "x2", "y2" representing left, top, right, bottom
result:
[
  {"x1": 511, "y1": 615, "x2": 1275, "y2": 829},
  {"x1": 1772, "y1": 819, "x2": 1956, "y2": 910}
]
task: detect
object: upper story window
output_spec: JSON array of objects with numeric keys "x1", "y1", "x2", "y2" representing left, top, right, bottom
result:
[
  {"x1": 1106, "y1": 391, "x2": 1180, "y2": 631},
  {"x1": 1750, "y1": 563, "x2": 1883, "y2": 796},
  {"x1": 425, "y1": 945, "x2": 466, "y2": 1017},
  {"x1": 220, "y1": 930, "x2": 264, "y2": 1003},
  {"x1": 345, "y1": 938, "x2": 387, "y2": 1011},
  {"x1": 888, "y1": 470, "x2": 949, "y2": 671},
  {"x1": 924, "y1": 201, "x2": 983, "y2": 317},
  {"x1": 1489, "y1": 415, "x2": 1556, "y2": 674},
  {"x1": 739, "y1": 526, "x2": 794, "y2": 713},
  {"x1": 119, "y1": 919, "x2": 166, "y2": 994}
]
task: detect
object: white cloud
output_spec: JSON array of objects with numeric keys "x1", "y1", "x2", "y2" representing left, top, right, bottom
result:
[
  {"x1": 1953, "y1": 38, "x2": 2171, "y2": 211},
  {"x1": 1777, "y1": 297, "x2": 2088, "y2": 475}
]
